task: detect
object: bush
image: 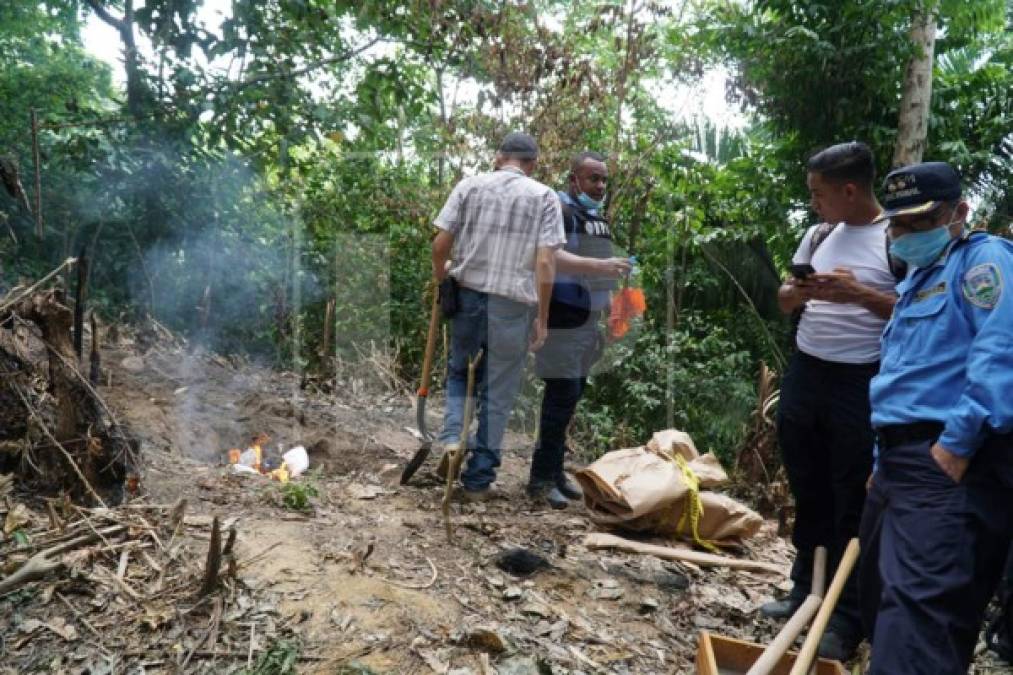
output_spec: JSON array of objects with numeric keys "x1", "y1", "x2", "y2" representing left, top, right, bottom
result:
[{"x1": 571, "y1": 311, "x2": 757, "y2": 466}]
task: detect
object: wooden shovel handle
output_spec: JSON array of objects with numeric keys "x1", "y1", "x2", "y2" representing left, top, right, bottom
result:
[
  {"x1": 417, "y1": 283, "x2": 441, "y2": 397},
  {"x1": 789, "y1": 538, "x2": 861, "y2": 675},
  {"x1": 746, "y1": 547, "x2": 827, "y2": 675}
]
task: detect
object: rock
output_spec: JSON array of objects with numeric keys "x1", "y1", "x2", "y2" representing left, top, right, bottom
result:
[
  {"x1": 638, "y1": 597, "x2": 660, "y2": 614},
  {"x1": 594, "y1": 587, "x2": 624, "y2": 600},
  {"x1": 463, "y1": 626, "x2": 507, "y2": 653},
  {"x1": 520, "y1": 602, "x2": 549, "y2": 618},
  {"x1": 503, "y1": 586, "x2": 523, "y2": 601},
  {"x1": 120, "y1": 355, "x2": 144, "y2": 373},
  {"x1": 655, "y1": 569, "x2": 689, "y2": 592},
  {"x1": 693, "y1": 614, "x2": 725, "y2": 630},
  {"x1": 496, "y1": 656, "x2": 542, "y2": 675}
]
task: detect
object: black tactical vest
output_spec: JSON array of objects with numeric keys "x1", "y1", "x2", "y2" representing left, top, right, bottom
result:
[{"x1": 561, "y1": 201, "x2": 617, "y2": 293}]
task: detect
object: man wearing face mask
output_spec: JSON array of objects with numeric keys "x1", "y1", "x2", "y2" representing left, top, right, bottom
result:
[
  {"x1": 762, "y1": 142, "x2": 901, "y2": 661},
  {"x1": 526, "y1": 151, "x2": 631, "y2": 508},
  {"x1": 858, "y1": 162, "x2": 1013, "y2": 674}
]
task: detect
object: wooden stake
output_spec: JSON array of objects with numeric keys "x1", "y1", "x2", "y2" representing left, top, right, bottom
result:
[
  {"x1": 199, "y1": 516, "x2": 222, "y2": 597},
  {"x1": 74, "y1": 245, "x2": 89, "y2": 360},
  {"x1": 442, "y1": 348, "x2": 482, "y2": 543},
  {"x1": 89, "y1": 313, "x2": 101, "y2": 385},
  {"x1": 321, "y1": 296, "x2": 335, "y2": 360}
]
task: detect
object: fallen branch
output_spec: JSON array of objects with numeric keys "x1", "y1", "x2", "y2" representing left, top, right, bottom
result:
[
  {"x1": 0, "y1": 525, "x2": 126, "y2": 595},
  {"x1": 0, "y1": 257, "x2": 77, "y2": 315},
  {"x1": 582, "y1": 533, "x2": 786, "y2": 575}
]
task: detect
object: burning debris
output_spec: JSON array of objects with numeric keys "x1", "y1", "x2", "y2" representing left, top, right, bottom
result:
[{"x1": 226, "y1": 434, "x2": 309, "y2": 483}]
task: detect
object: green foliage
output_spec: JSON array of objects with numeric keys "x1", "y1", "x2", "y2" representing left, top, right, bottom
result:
[
  {"x1": 243, "y1": 638, "x2": 301, "y2": 675},
  {"x1": 574, "y1": 312, "x2": 757, "y2": 465},
  {"x1": 3, "y1": 0, "x2": 1010, "y2": 467},
  {"x1": 278, "y1": 481, "x2": 319, "y2": 512}
]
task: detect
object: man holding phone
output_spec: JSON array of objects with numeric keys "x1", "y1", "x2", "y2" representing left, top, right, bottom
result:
[{"x1": 760, "y1": 142, "x2": 899, "y2": 660}]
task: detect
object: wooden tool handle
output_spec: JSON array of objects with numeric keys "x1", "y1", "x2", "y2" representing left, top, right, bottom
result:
[
  {"x1": 417, "y1": 284, "x2": 441, "y2": 397},
  {"x1": 789, "y1": 539, "x2": 861, "y2": 675},
  {"x1": 745, "y1": 546, "x2": 827, "y2": 675}
]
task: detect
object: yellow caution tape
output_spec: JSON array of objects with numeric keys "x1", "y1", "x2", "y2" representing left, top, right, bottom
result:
[{"x1": 673, "y1": 454, "x2": 720, "y2": 553}]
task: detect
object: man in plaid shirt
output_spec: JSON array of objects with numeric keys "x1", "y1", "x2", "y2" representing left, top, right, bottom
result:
[{"x1": 432, "y1": 132, "x2": 566, "y2": 501}]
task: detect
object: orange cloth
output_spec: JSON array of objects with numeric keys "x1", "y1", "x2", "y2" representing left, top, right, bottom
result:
[{"x1": 608, "y1": 287, "x2": 646, "y2": 338}]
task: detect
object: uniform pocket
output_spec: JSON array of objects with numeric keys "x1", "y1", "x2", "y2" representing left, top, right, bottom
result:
[{"x1": 890, "y1": 294, "x2": 948, "y2": 366}]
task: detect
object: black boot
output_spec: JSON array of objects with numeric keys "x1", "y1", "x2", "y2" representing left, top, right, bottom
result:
[
  {"x1": 818, "y1": 615, "x2": 862, "y2": 661},
  {"x1": 556, "y1": 473, "x2": 582, "y2": 500},
  {"x1": 759, "y1": 588, "x2": 807, "y2": 619},
  {"x1": 526, "y1": 480, "x2": 569, "y2": 509}
]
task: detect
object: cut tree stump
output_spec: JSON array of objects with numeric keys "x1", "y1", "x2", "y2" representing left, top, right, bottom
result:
[{"x1": 0, "y1": 286, "x2": 138, "y2": 504}]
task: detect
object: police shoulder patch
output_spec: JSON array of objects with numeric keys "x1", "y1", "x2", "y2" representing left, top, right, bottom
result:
[{"x1": 962, "y1": 263, "x2": 1002, "y2": 309}]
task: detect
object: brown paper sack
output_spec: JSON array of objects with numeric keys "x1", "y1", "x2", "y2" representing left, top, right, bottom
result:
[
  {"x1": 646, "y1": 429, "x2": 699, "y2": 460},
  {"x1": 576, "y1": 444, "x2": 761, "y2": 542}
]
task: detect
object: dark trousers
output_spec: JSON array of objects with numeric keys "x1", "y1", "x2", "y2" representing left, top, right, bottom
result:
[
  {"x1": 777, "y1": 351, "x2": 878, "y2": 634},
  {"x1": 530, "y1": 307, "x2": 601, "y2": 483},
  {"x1": 531, "y1": 376, "x2": 587, "y2": 482},
  {"x1": 859, "y1": 434, "x2": 1013, "y2": 674}
]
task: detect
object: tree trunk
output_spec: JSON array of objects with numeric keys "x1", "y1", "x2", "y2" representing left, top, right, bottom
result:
[{"x1": 892, "y1": 4, "x2": 938, "y2": 168}]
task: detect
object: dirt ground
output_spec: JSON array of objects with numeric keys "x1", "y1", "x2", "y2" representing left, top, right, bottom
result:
[{"x1": 5, "y1": 329, "x2": 1011, "y2": 673}]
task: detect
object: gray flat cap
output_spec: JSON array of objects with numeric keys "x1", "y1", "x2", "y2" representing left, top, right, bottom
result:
[{"x1": 498, "y1": 132, "x2": 539, "y2": 160}]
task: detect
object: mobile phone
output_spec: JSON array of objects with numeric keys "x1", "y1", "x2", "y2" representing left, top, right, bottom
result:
[{"x1": 790, "y1": 263, "x2": 816, "y2": 279}]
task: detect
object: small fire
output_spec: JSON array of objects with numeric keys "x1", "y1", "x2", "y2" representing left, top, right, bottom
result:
[
  {"x1": 225, "y1": 434, "x2": 306, "y2": 484},
  {"x1": 270, "y1": 463, "x2": 290, "y2": 483},
  {"x1": 226, "y1": 433, "x2": 269, "y2": 472}
]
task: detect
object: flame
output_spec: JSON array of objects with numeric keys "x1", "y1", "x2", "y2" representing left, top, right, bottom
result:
[
  {"x1": 227, "y1": 448, "x2": 241, "y2": 464},
  {"x1": 270, "y1": 462, "x2": 291, "y2": 483}
]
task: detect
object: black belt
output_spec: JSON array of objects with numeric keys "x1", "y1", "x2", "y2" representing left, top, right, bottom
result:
[{"x1": 877, "y1": 422, "x2": 944, "y2": 450}]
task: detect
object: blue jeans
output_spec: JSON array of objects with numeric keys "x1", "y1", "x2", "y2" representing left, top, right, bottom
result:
[{"x1": 438, "y1": 287, "x2": 532, "y2": 491}]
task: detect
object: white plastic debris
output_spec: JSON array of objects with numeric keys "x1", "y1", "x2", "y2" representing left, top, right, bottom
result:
[{"x1": 282, "y1": 445, "x2": 309, "y2": 477}]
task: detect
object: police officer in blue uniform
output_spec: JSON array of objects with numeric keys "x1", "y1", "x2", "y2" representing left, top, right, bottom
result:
[
  {"x1": 526, "y1": 151, "x2": 631, "y2": 508},
  {"x1": 859, "y1": 162, "x2": 1013, "y2": 674}
]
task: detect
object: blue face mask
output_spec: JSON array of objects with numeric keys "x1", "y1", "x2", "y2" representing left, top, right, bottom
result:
[
  {"x1": 889, "y1": 225, "x2": 954, "y2": 268},
  {"x1": 577, "y1": 192, "x2": 604, "y2": 211}
]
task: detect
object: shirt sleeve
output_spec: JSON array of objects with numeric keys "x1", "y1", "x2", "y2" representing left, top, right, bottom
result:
[
  {"x1": 791, "y1": 226, "x2": 817, "y2": 265},
  {"x1": 433, "y1": 181, "x2": 466, "y2": 234},
  {"x1": 538, "y1": 189, "x2": 566, "y2": 249},
  {"x1": 939, "y1": 239, "x2": 1013, "y2": 457}
]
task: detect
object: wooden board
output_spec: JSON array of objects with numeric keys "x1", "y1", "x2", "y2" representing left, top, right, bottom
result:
[{"x1": 696, "y1": 631, "x2": 847, "y2": 675}]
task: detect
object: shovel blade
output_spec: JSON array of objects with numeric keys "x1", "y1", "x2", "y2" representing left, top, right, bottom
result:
[{"x1": 400, "y1": 442, "x2": 432, "y2": 485}]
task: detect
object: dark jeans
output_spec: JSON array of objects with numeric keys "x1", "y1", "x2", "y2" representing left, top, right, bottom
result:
[
  {"x1": 530, "y1": 308, "x2": 601, "y2": 483},
  {"x1": 860, "y1": 434, "x2": 1013, "y2": 674},
  {"x1": 776, "y1": 350, "x2": 878, "y2": 635},
  {"x1": 437, "y1": 287, "x2": 533, "y2": 491}
]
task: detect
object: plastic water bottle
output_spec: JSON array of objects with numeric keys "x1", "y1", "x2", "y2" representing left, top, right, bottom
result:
[{"x1": 628, "y1": 256, "x2": 640, "y2": 285}]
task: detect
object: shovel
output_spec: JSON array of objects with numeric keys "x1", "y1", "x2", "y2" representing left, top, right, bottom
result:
[
  {"x1": 400, "y1": 283, "x2": 441, "y2": 485},
  {"x1": 789, "y1": 538, "x2": 861, "y2": 675}
]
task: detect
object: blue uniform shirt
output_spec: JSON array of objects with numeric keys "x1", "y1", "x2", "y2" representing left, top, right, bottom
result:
[{"x1": 871, "y1": 231, "x2": 1013, "y2": 457}]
